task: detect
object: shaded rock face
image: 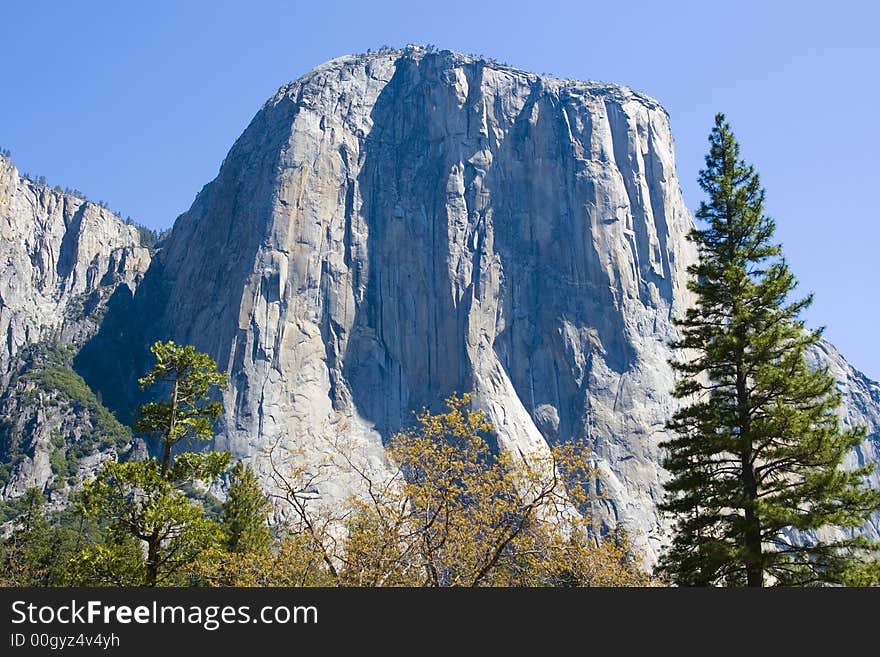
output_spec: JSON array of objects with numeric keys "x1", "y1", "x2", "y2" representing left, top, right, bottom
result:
[
  {"x1": 0, "y1": 156, "x2": 151, "y2": 383},
  {"x1": 139, "y1": 48, "x2": 699, "y2": 558}
]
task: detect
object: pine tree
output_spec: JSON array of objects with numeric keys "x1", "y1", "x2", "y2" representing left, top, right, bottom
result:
[
  {"x1": 221, "y1": 461, "x2": 272, "y2": 553},
  {"x1": 0, "y1": 488, "x2": 94, "y2": 586},
  {"x1": 659, "y1": 114, "x2": 880, "y2": 586},
  {"x1": 76, "y1": 341, "x2": 230, "y2": 586},
  {"x1": 0, "y1": 488, "x2": 52, "y2": 585}
]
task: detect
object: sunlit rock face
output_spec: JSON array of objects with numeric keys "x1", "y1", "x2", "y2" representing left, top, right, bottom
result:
[
  {"x1": 145, "y1": 48, "x2": 880, "y2": 559},
  {"x1": 0, "y1": 156, "x2": 149, "y2": 505}
]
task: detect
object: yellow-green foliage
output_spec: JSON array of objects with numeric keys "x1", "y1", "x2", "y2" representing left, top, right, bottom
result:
[{"x1": 239, "y1": 393, "x2": 651, "y2": 587}]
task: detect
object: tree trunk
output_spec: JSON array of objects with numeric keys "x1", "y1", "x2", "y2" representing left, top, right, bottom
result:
[
  {"x1": 160, "y1": 380, "x2": 179, "y2": 477},
  {"x1": 737, "y1": 367, "x2": 762, "y2": 587},
  {"x1": 742, "y1": 458, "x2": 762, "y2": 586},
  {"x1": 146, "y1": 532, "x2": 160, "y2": 586}
]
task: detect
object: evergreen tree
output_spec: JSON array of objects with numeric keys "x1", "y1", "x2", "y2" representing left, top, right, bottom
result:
[
  {"x1": 0, "y1": 488, "x2": 90, "y2": 586},
  {"x1": 0, "y1": 488, "x2": 53, "y2": 585},
  {"x1": 76, "y1": 341, "x2": 230, "y2": 586},
  {"x1": 659, "y1": 114, "x2": 880, "y2": 586},
  {"x1": 132, "y1": 340, "x2": 227, "y2": 476},
  {"x1": 221, "y1": 461, "x2": 272, "y2": 553}
]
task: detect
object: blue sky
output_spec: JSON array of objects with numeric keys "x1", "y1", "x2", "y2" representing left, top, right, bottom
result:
[{"x1": 2, "y1": 0, "x2": 877, "y2": 378}]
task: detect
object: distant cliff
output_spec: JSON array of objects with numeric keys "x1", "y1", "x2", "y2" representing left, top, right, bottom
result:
[
  {"x1": 0, "y1": 155, "x2": 150, "y2": 505},
  {"x1": 0, "y1": 155, "x2": 150, "y2": 379}
]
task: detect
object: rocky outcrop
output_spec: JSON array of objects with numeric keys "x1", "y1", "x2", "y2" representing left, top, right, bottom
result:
[
  {"x1": 0, "y1": 155, "x2": 151, "y2": 383},
  {"x1": 805, "y1": 341, "x2": 880, "y2": 542},
  {"x1": 0, "y1": 156, "x2": 149, "y2": 506},
  {"x1": 137, "y1": 47, "x2": 878, "y2": 562}
]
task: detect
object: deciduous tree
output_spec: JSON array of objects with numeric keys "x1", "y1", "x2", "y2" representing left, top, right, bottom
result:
[{"x1": 269, "y1": 394, "x2": 649, "y2": 587}]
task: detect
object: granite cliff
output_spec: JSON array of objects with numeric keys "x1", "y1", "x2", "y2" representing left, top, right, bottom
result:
[
  {"x1": 0, "y1": 155, "x2": 150, "y2": 505},
  {"x1": 0, "y1": 155, "x2": 150, "y2": 379},
  {"x1": 138, "y1": 47, "x2": 697, "y2": 562}
]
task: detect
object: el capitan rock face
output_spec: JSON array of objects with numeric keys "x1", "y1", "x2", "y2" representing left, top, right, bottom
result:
[
  {"x1": 3, "y1": 48, "x2": 878, "y2": 559},
  {"x1": 138, "y1": 47, "x2": 701, "y2": 559}
]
